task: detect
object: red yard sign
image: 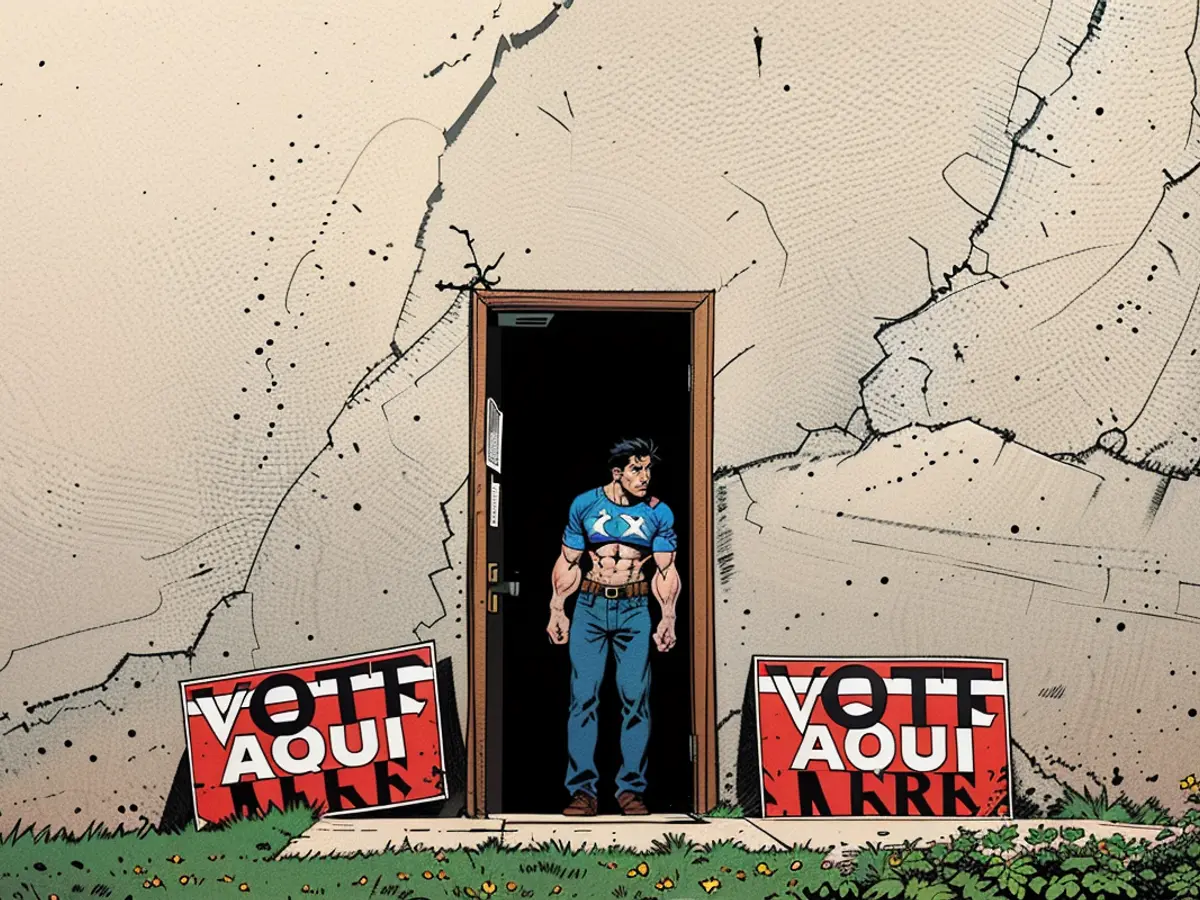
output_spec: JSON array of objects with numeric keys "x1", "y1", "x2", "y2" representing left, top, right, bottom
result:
[
  {"x1": 180, "y1": 643, "x2": 446, "y2": 827},
  {"x1": 755, "y1": 657, "x2": 1010, "y2": 818}
]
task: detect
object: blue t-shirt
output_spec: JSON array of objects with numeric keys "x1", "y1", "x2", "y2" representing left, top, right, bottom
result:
[{"x1": 562, "y1": 486, "x2": 677, "y2": 553}]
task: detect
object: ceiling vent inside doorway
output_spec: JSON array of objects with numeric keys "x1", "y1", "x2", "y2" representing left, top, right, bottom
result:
[{"x1": 497, "y1": 312, "x2": 555, "y2": 328}]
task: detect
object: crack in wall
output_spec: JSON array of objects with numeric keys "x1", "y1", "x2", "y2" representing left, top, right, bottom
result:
[
  {"x1": 426, "y1": 53, "x2": 473, "y2": 79},
  {"x1": 721, "y1": 173, "x2": 789, "y2": 287},
  {"x1": 13, "y1": 591, "x2": 250, "y2": 727},
  {"x1": 395, "y1": 1, "x2": 569, "y2": 341},
  {"x1": 415, "y1": 475, "x2": 470, "y2": 635},
  {"x1": 736, "y1": 471, "x2": 764, "y2": 534},
  {"x1": 867, "y1": 0, "x2": 1108, "y2": 355}
]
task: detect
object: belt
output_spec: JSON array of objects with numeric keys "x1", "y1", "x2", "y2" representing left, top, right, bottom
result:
[{"x1": 580, "y1": 579, "x2": 649, "y2": 600}]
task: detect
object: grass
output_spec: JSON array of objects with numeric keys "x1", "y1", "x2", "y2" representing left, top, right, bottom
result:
[
  {"x1": 706, "y1": 804, "x2": 745, "y2": 818},
  {"x1": 0, "y1": 805, "x2": 838, "y2": 899},
  {"x1": 1048, "y1": 785, "x2": 1175, "y2": 826},
  {"x1": 4, "y1": 799, "x2": 1200, "y2": 900}
]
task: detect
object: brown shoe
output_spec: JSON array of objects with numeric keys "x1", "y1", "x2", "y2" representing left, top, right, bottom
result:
[
  {"x1": 616, "y1": 791, "x2": 650, "y2": 815},
  {"x1": 562, "y1": 791, "x2": 598, "y2": 816}
]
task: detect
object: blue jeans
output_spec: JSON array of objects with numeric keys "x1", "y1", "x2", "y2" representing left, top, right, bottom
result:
[{"x1": 564, "y1": 590, "x2": 652, "y2": 798}]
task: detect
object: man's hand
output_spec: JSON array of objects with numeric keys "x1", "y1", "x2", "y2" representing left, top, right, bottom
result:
[
  {"x1": 653, "y1": 614, "x2": 676, "y2": 652},
  {"x1": 547, "y1": 610, "x2": 571, "y2": 645}
]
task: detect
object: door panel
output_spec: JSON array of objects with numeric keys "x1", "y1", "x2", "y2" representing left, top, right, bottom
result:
[
  {"x1": 485, "y1": 309, "x2": 694, "y2": 814},
  {"x1": 484, "y1": 314, "x2": 506, "y2": 812}
]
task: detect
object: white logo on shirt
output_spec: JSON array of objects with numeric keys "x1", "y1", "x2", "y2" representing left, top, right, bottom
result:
[
  {"x1": 620, "y1": 514, "x2": 646, "y2": 538},
  {"x1": 591, "y1": 508, "x2": 612, "y2": 536}
]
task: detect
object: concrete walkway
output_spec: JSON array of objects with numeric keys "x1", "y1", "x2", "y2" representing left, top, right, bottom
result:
[{"x1": 278, "y1": 815, "x2": 1174, "y2": 859}]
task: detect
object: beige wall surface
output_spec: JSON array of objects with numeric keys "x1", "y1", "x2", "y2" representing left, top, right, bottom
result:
[{"x1": 4, "y1": 0, "x2": 1200, "y2": 829}]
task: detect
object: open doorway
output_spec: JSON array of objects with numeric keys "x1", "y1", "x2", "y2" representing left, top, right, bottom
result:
[{"x1": 468, "y1": 290, "x2": 715, "y2": 817}]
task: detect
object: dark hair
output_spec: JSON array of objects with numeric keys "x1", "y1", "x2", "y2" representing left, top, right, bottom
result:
[{"x1": 608, "y1": 437, "x2": 661, "y2": 471}]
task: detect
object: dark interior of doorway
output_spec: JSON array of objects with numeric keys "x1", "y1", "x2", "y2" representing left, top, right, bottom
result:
[{"x1": 496, "y1": 308, "x2": 693, "y2": 814}]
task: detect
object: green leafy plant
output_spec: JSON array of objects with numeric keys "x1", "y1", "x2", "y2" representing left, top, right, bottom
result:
[
  {"x1": 704, "y1": 803, "x2": 744, "y2": 818},
  {"x1": 1050, "y1": 785, "x2": 1173, "y2": 826},
  {"x1": 7, "y1": 800, "x2": 1200, "y2": 900}
]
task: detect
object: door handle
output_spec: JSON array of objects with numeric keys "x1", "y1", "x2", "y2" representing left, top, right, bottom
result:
[
  {"x1": 487, "y1": 563, "x2": 520, "y2": 595},
  {"x1": 488, "y1": 582, "x2": 519, "y2": 614},
  {"x1": 487, "y1": 563, "x2": 519, "y2": 614}
]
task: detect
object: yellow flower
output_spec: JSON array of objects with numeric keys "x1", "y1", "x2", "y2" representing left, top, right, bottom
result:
[
  {"x1": 423, "y1": 871, "x2": 434, "y2": 880},
  {"x1": 302, "y1": 887, "x2": 311, "y2": 894},
  {"x1": 357, "y1": 875, "x2": 369, "y2": 885},
  {"x1": 637, "y1": 862, "x2": 650, "y2": 876},
  {"x1": 239, "y1": 884, "x2": 250, "y2": 893},
  {"x1": 466, "y1": 890, "x2": 477, "y2": 898},
  {"x1": 483, "y1": 881, "x2": 498, "y2": 895},
  {"x1": 151, "y1": 877, "x2": 162, "y2": 888},
  {"x1": 168, "y1": 855, "x2": 183, "y2": 864},
  {"x1": 790, "y1": 861, "x2": 803, "y2": 871},
  {"x1": 134, "y1": 866, "x2": 145, "y2": 875},
  {"x1": 655, "y1": 876, "x2": 675, "y2": 890},
  {"x1": 142, "y1": 883, "x2": 151, "y2": 890},
  {"x1": 397, "y1": 872, "x2": 410, "y2": 880},
  {"x1": 700, "y1": 876, "x2": 721, "y2": 893},
  {"x1": 735, "y1": 870, "x2": 746, "y2": 880},
  {"x1": 720, "y1": 866, "x2": 731, "y2": 873},
  {"x1": 179, "y1": 875, "x2": 189, "y2": 885},
  {"x1": 438, "y1": 870, "x2": 450, "y2": 881},
  {"x1": 888, "y1": 854, "x2": 902, "y2": 867},
  {"x1": 507, "y1": 881, "x2": 519, "y2": 891},
  {"x1": 552, "y1": 887, "x2": 562, "y2": 895},
  {"x1": 220, "y1": 875, "x2": 233, "y2": 883},
  {"x1": 628, "y1": 869, "x2": 638, "y2": 878}
]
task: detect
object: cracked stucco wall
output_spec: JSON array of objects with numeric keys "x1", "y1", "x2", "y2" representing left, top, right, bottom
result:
[
  {"x1": 7, "y1": 0, "x2": 1200, "y2": 829},
  {"x1": 863, "y1": 0, "x2": 1200, "y2": 478}
]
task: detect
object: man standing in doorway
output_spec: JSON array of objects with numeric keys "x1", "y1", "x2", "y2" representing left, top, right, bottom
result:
[{"x1": 546, "y1": 437, "x2": 682, "y2": 816}]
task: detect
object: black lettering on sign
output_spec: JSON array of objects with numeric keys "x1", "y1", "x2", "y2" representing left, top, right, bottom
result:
[
  {"x1": 894, "y1": 771, "x2": 935, "y2": 816},
  {"x1": 228, "y1": 781, "x2": 262, "y2": 819},
  {"x1": 322, "y1": 768, "x2": 369, "y2": 812},
  {"x1": 849, "y1": 771, "x2": 891, "y2": 815},
  {"x1": 374, "y1": 759, "x2": 413, "y2": 804},
  {"x1": 889, "y1": 666, "x2": 943, "y2": 727},
  {"x1": 821, "y1": 665, "x2": 887, "y2": 730},
  {"x1": 248, "y1": 673, "x2": 315, "y2": 737},
  {"x1": 795, "y1": 771, "x2": 832, "y2": 816},
  {"x1": 313, "y1": 662, "x2": 371, "y2": 725},
  {"x1": 942, "y1": 771, "x2": 980, "y2": 815},
  {"x1": 945, "y1": 668, "x2": 996, "y2": 728}
]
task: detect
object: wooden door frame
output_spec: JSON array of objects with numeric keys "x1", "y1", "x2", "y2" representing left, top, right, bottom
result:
[{"x1": 466, "y1": 288, "x2": 716, "y2": 817}]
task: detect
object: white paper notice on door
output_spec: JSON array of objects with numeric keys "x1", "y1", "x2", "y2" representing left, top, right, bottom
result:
[
  {"x1": 489, "y1": 478, "x2": 500, "y2": 528},
  {"x1": 486, "y1": 398, "x2": 502, "y2": 474}
]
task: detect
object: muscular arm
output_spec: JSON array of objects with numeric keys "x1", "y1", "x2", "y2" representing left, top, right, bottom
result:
[
  {"x1": 651, "y1": 550, "x2": 681, "y2": 618},
  {"x1": 547, "y1": 544, "x2": 583, "y2": 645},
  {"x1": 550, "y1": 544, "x2": 584, "y2": 613}
]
